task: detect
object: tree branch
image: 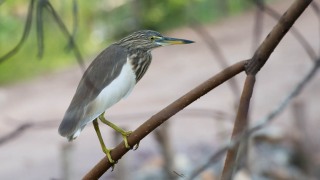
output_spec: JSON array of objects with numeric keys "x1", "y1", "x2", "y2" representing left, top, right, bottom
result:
[
  {"x1": 189, "y1": 58, "x2": 320, "y2": 179},
  {"x1": 83, "y1": 60, "x2": 247, "y2": 179},
  {"x1": 190, "y1": 21, "x2": 241, "y2": 100},
  {"x1": 0, "y1": 0, "x2": 35, "y2": 63},
  {"x1": 221, "y1": 75, "x2": 255, "y2": 180},
  {"x1": 221, "y1": 0, "x2": 313, "y2": 179},
  {"x1": 255, "y1": 1, "x2": 317, "y2": 60},
  {"x1": 246, "y1": 0, "x2": 313, "y2": 75}
]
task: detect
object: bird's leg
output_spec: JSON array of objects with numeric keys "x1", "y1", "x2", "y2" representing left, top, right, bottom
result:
[
  {"x1": 99, "y1": 112, "x2": 139, "y2": 150},
  {"x1": 93, "y1": 119, "x2": 116, "y2": 169}
]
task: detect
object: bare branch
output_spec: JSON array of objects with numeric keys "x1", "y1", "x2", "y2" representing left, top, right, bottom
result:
[
  {"x1": 0, "y1": 0, "x2": 85, "y2": 70},
  {"x1": 66, "y1": 0, "x2": 79, "y2": 51},
  {"x1": 252, "y1": 0, "x2": 265, "y2": 53},
  {"x1": 45, "y1": 2, "x2": 85, "y2": 71},
  {"x1": 219, "y1": 1, "x2": 314, "y2": 178},
  {"x1": 253, "y1": 60, "x2": 320, "y2": 131},
  {"x1": 36, "y1": 0, "x2": 46, "y2": 58},
  {"x1": 154, "y1": 122, "x2": 176, "y2": 180},
  {"x1": 189, "y1": 58, "x2": 320, "y2": 179},
  {"x1": 246, "y1": 0, "x2": 313, "y2": 74},
  {"x1": 0, "y1": 0, "x2": 35, "y2": 63},
  {"x1": 83, "y1": 60, "x2": 247, "y2": 179},
  {"x1": 188, "y1": 144, "x2": 230, "y2": 180},
  {"x1": 310, "y1": 2, "x2": 320, "y2": 55},
  {"x1": 0, "y1": 123, "x2": 33, "y2": 145},
  {"x1": 255, "y1": 1, "x2": 317, "y2": 60},
  {"x1": 190, "y1": 21, "x2": 241, "y2": 100},
  {"x1": 0, "y1": 119, "x2": 57, "y2": 146},
  {"x1": 221, "y1": 75, "x2": 255, "y2": 180}
]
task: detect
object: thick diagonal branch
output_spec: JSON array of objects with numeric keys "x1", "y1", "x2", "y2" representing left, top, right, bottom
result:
[
  {"x1": 83, "y1": 60, "x2": 247, "y2": 179},
  {"x1": 246, "y1": 0, "x2": 313, "y2": 75}
]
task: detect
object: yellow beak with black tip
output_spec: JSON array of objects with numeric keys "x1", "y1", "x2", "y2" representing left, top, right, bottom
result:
[{"x1": 155, "y1": 36, "x2": 194, "y2": 46}]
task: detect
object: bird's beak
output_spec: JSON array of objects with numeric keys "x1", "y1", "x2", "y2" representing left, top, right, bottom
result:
[{"x1": 156, "y1": 37, "x2": 194, "y2": 46}]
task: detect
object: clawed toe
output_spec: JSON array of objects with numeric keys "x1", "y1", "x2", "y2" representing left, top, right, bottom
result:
[{"x1": 133, "y1": 141, "x2": 140, "y2": 150}]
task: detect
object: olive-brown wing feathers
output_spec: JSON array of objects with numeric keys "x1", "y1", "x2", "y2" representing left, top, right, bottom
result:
[{"x1": 58, "y1": 44, "x2": 128, "y2": 139}]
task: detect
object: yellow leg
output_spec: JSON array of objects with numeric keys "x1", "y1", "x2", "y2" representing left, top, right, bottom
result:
[
  {"x1": 99, "y1": 112, "x2": 139, "y2": 150},
  {"x1": 93, "y1": 119, "x2": 115, "y2": 166}
]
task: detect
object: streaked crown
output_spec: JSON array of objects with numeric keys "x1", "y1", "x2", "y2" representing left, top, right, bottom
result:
[{"x1": 116, "y1": 30, "x2": 164, "y2": 51}]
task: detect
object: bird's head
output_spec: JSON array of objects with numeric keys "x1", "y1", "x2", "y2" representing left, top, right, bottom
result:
[{"x1": 116, "y1": 30, "x2": 194, "y2": 51}]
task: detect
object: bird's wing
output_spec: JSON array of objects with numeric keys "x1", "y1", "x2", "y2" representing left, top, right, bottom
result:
[
  {"x1": 59, "y1": 44, "x2": 128, "y2": 138},
  {"x1": 70, "y1": 44, "x2": 128, "y2": 109}
]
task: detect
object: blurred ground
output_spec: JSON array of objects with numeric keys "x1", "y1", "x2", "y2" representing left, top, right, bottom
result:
[{"x1": 1, "y1": 0, "x2": 320, "y2": 179}]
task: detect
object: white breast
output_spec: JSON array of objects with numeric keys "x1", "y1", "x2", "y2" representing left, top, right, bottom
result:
[{"x1": 82, "y1": 58, "x2": 136, "y2": 126}]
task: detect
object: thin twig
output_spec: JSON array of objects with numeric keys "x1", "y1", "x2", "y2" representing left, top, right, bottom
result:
[
  {"x1": 0, "y1": 123, "x2": 33, "y2": 145},
  {"x1": 190, "y1": 21, "x2": 241, "y2": 100},
  {"x1": 310, "y1": 1, "x2": 320, "y2": 56},
  {"x1": 0, "y1": 0, "x2": 84, "y2": 69},
  {"x1": 252, "y1": 0, "x2": 265, "y2": 53},
  {"x1": 45, "y1": 2, "x2": 85, "y2": 71},
  {"x1": 154, "y1": 122, "x2": 176, "y2": 180},
  {"x1": 83, "y1": 60, "x2": 247, "y2": 179},
  {"x1": 66, "y1": 0, "x2": 79, "y2": 51},
  {"x1": 188, "y1": 144, "x2": 230, "y2": 180},
  {"x1": 0, "y1": 0, "x2": 35, "y2": 63},
  {"x1": 0, "y1": 120, "x2": 57, "y2": 146},
  {"x1": 72, "y1": 0, "x2": 78, "y2": 38},
  {"x1": 36, "y1": 0, "x2": 46, "y2": 58},
  {"x1": 252, "y1": 60, "x2": 320, "y2": 132}
]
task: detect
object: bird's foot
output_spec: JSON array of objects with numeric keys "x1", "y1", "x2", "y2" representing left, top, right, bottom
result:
[
  {"x1": 102, "y1": 147, "x2": 115, "y2": 163},
  {"x1": 133, "y1": 141, "x2": 140, "y2": 151},
  {"x1": 98, "y1": 113, "x2": 140, "y2": 150},
  {"x1": 121, "y1": 130, "x2": 132, "y2": 149},
  {"x1": 102, "y1": 147, "x2": 117, "y2": 171},
  {"x1": 121, "y1": 130, "x2": 139, "y2": 150}
]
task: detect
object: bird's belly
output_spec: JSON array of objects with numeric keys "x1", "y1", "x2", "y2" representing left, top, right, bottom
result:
[{"x1": 84, "y1": 62, "x2": 136, "y2": 122}]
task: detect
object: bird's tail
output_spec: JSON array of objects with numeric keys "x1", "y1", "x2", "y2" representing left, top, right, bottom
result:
[{"x1": 58, "y1": 108, "x2": 84, "y2": 141}]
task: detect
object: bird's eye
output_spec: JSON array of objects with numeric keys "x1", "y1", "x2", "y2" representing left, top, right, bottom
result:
[{"x1": 150, "y1": 36, "x2": 155, "y2": 41}]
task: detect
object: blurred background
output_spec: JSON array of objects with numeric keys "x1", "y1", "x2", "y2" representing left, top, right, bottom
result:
[
  {"x1": 1, "y1": 0, "x2": 320, "y2": 179},
  {"x1": 0, "y1": 0, "x2": 251, "y2": 84}
]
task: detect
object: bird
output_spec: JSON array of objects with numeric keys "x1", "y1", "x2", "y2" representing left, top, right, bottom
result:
[{"x1": 58, "y1": 30, "x2": 194, "y2": 164}]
